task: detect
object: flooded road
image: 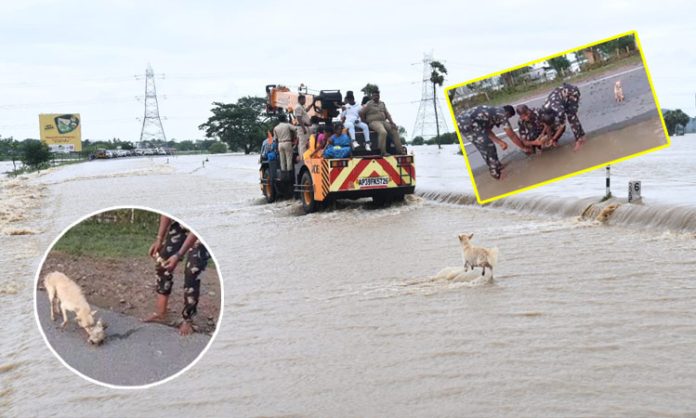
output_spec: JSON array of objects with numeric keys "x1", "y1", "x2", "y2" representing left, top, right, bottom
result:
[
  {"x1": 2, "y1": 149, "x2": 696, "y2": 416},
  {"x1": 475, "y1": 115, "x2": 666, "y2": 201}
]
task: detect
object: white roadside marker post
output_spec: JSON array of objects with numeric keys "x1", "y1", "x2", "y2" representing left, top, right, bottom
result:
[
  {"x1": 604, "y1": 166, "x2": 612, "y2": 200},
  {"x1": 628, "y1": 180, "x2": 642, "y2": 203}
]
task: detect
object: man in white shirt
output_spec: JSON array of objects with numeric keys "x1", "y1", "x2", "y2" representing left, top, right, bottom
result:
[{"x1": 340, "y1": 91, "x2": 370, "y2": 148}]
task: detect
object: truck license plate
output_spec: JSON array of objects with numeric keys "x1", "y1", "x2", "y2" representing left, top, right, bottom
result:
[{"x1": 358, "y1": 177, "x2": 388, "y2": 187}]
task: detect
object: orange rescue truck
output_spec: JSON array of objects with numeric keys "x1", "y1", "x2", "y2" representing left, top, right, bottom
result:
[{"x1": 260, "y1": 84, "x2": 415, "y2": 213}]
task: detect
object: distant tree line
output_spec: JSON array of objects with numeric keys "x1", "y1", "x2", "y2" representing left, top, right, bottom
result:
[
  {"x1": 0, "y1": 134, "x2": 229, "y2": 174},
  {"x1": 411, "y1": 132, "x2": 459, "y2": 146},
  {"x1": 0, "y1": 137, "x2": 51, "y2": 171},
  {"x1": 457, "y1": 34, "x2": 639, "y2": 108}
]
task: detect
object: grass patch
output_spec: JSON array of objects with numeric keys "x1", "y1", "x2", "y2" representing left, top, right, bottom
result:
[
  {"x1": 53, "y1": 220, "x2": 158, "y2": 258},
  {"x1": 52, "y1": 209, "x2": 215, "y2": 267}
]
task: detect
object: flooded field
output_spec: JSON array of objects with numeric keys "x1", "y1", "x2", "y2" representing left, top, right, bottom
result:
[{"x1": 2, "y1": 139, "x2": 696, "y2": 416}]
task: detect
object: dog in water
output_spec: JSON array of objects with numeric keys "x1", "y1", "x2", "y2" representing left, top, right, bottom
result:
[
  {"x1": 458, "y1": 233, "x2": 499, "y2": 277},
  {"x1": 614, "y1": 80, "x2": 624, "y2": 102},
  {"x1": 43, "y1": 271, "x2": 107, "y2": 345}
]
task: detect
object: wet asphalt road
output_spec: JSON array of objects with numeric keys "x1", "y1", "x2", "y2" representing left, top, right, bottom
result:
[
  {"x1": 464, "y1": 64, "x2": 660, "y2": 171},
  {"x1": 36, "y1": 291, "x2": 211, "y2": 387}
]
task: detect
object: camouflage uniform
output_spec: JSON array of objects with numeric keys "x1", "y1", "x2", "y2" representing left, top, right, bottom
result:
[
  {"x1": 155, "y1": 222, "x2": 210, "y2": 321},
  {"x1": 518, "y1": 107, "x2": 544, "y2": 141},
  {"x1": 456, "y1": 105, "x2": 510, "y2": 179},
  {"x1": 542, "y1": 83, "x2": 585, "y2": 140}
]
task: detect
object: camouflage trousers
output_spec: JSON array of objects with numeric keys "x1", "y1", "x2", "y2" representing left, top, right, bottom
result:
[
  {"x1": 462, "y1": 125, "x2": 502, "y2": 179},
  {"x1": 545, "y1": 84, "x2": 585, "y2": 140},
  {"x1": 156, "y1": 222, "x2": 210, "y2": 320},
  {"x1": 565, "y1": 110, "x2": 585, "y2": 140}
]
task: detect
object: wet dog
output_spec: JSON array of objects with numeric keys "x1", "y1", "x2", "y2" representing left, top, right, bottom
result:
[
  {"x1": 43, "y1": 271, "x2": 107, "y2": 344},
  {"x1": 614, "y1": 80, "x2": 624, "y2": 102},
  {"x1": 458, "y1": 233, "x2": 499, "y2": 277}
]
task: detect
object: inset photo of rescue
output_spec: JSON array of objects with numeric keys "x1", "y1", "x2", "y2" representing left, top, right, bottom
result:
[
  {"x1": 33, "y1": 207, "x2": 223, "y2": 388},
  {"x1": 445, "y1": 31, "x2": 669, "y2": 203}
]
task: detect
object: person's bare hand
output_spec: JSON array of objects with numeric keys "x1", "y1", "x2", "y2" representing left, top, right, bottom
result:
[
  {"x1": 179, "y1": 321, "x2": 193, "y2": 336},
  {"x1": 148, "y1": 239, "x2": 162, "y2": 258},
  {"x1": 163, "y1": 254, "x2": 180, "y2": 272},
  {"x1": 499, "y1": 141, "x2": 508, "y2": 151}
]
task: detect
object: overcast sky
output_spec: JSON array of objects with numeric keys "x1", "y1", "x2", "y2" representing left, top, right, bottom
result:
[{"x1": 1, "y1": 0, "x2": 694, "y2": 141}]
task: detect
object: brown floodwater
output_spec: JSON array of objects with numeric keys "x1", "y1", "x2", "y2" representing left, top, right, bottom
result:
[
  {"x1": 2, "y1": 154, "x2": 696, "y2": 417},
  {"x1": 474, "y1": 116, "x2": 667, "y2": 201}
]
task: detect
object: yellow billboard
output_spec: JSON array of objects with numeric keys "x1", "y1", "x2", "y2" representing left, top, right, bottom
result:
[{"x1": 39, "y1": 113, "x2": 82, "y2": 152}]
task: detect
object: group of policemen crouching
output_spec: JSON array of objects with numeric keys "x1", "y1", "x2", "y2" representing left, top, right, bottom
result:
[
  {"x1": 262, "y1": 88, "x2": 406, "y2": 181},
  {"x1": 456, "y1": 82, "x2": 586, "y2": 179}
]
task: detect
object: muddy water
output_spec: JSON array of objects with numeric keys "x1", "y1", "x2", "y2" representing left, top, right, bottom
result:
[
  {"x1": 475, "y1": 116, "x2": 667, "y2": 201},
  {"x1": 2, "y1": 155, "x2": 696, "y2": 416}
]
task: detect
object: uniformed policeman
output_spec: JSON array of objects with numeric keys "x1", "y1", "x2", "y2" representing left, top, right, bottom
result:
[
  {"x1": 294, "y1": 94, "x2": 312, "y2": 160},
  {"x1": 456, "y1": 105, "x2": 528, "y2": 180},
  {"x1": 359, "y1": 89, "x2": 405, "y2": 156},
  {"x1": 542, "y1": 82, "x2": 586, "y2": 151},
  {"x1": 272, "y1": 113, "x2": 297, "y2": 181}
]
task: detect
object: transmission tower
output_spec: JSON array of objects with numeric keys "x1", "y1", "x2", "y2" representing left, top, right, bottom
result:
[
  {"x1": 137, "y1": 64, "x2": 167, "y2": 144},
  {"x1": 412, "y1": 52, "x2": 449, "y2": 140}
]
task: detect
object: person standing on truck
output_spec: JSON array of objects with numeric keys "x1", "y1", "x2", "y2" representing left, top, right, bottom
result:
[
  {"x1": 272, "y1": 113, "x2": 297, "y2": 181},
  {"x1": 359, "y1": 89, "x2": 405, "y2": 156},
  {"x1": 294, "y1": 94, "x2": 312, "y2": 160},
  {"x1": 341, "y1": 91, "x2": 370, "y2": 148}
]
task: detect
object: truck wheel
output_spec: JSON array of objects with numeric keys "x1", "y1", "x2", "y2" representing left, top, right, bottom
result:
[
  {"x1": 262, "y1": 167, "x2": 276, "y2": 203},
  {"x1": 372, "y1": 195, "x2": 390, "y2": 207},
  {"x1": 300, "y1": 171, "x2": 317, "y2": 213}
]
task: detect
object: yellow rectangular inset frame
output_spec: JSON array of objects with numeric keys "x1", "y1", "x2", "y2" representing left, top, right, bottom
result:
[{"x1": 444, "y1": 30, "x2": 670, "y2": 205}]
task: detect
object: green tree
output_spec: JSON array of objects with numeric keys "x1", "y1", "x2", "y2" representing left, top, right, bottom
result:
[
  {"x1": 501, "y1": 66, "x2": 531, "y2": 88},
  {"x1": 433, "y1": 132, "x2": 458, "y2": 145},
  {"x1": 430, "y1": 60, "x2": 447, "y2": 149},
  {"x1": 662, "y1": 109, "x2": 691, "y2": 136},
  {"x1": 208, "y1": 142, "x2": 228, "y2": 154},
  {"x1": 177, "y1": 140, "x2": 195, "y2": 151},
  {"x1": 199, "y1": 96, "x2": 277, "y2": 154},
  {"x1": 22, "y1": 140, "x2": 51, "y2": 170},
  {"x1": 547, "y1": 56, "x2": 571, "y2": 76},
  {"x1": 597, "y1": 34, "x2": 636, "y2": 57},
  {"x1": 411, "y1": 136, "x2": 425, "y2": 145},
  {"x1": 398, "y1": 126, "x2": 407, "y2": 138}
]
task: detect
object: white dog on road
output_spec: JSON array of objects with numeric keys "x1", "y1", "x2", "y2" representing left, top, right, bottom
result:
[
  {"x1": 458, "y1": 233, "x2": 499, "y2": 277},
  {"x1": 614, "y1": 80, "x2": 624, "y2": 102},
  {"x1": 43, "y1": 271, "x2": 107, "y2": 345}
]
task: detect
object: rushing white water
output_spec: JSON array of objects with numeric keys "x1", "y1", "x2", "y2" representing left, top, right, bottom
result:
[{"x1": 1, "y1": 137, "x2": 696, "y2": 416}]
